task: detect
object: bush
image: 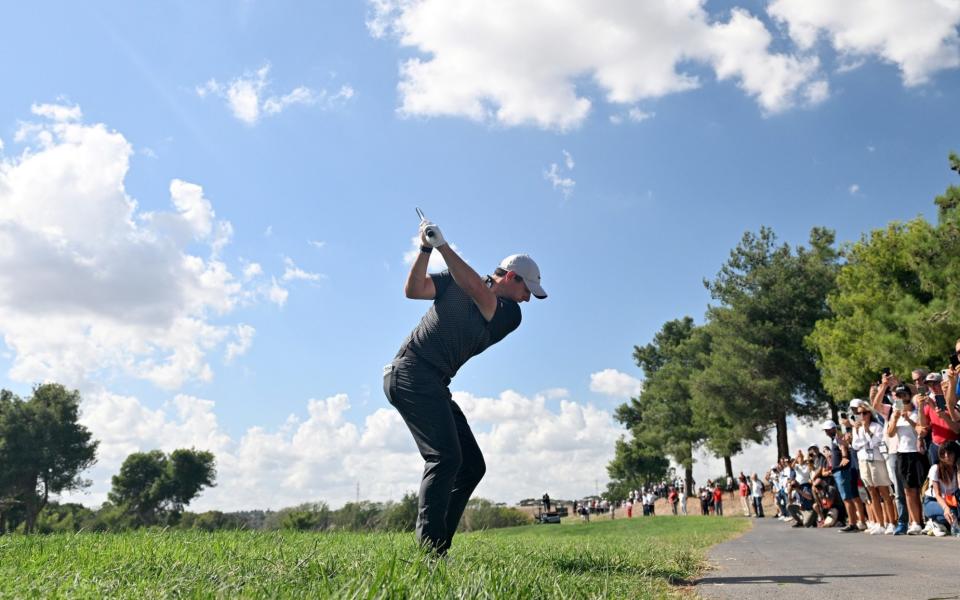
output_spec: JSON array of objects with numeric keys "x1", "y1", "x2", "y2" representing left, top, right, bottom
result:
[
  {"x1": 331, "y1": 501, "x2": 384, "y2": 531},
  {"x1": 179, "y1": 511, "x2": 245, "y2": 531},
  {"x1": 380, "y1": 492, "x2": 418, "y2": 532},
  {"x1": 32, "y1": 502, "x2": 97, "y2": 533},
  {"x1": 268, "y1": 502, "x2": 332, "y2": 531},
  {"x1": 458, "y1": 498, "x2": 531, "y2": 532}
]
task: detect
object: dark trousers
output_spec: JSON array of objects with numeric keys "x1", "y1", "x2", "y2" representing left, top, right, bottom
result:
[
  {"x1": 752, "y1": 496, "x2": 764, "y2": 517},
  {"x1": 384, "y1": 356, "x2": 485, "y2": 554}
]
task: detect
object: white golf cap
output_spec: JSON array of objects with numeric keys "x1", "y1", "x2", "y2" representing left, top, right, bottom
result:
[
  {"x1": 499, "y1": 254, "x2": 547, "y2": 299},
  {"x1": 849, "y1": 399, "x2": 864, "y2": 409},
  {"x1": 822, "y1": 420, "x2": 838, "y2": 430}
]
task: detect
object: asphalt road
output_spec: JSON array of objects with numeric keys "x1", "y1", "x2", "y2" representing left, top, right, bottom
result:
[{"x1": 696, "y1": 517, "x2": 960, "y2": 600}]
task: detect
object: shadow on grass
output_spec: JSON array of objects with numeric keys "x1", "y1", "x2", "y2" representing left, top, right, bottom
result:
[{"x1": 550, "y1": 556, "x2": 691, "y2": 583}]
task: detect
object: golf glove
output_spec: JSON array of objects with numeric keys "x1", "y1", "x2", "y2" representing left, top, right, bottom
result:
[{"x1": 421, "y1": 221, "x2": 447, "y2": 248}]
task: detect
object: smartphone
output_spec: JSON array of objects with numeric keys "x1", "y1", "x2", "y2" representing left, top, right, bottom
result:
[
  {"x1": 895, "y1": 398, "x2": 904, "y2": 411},
  {"x1": 839, "y1": 412, "x2": 847, "y2": 421},
  {"x1": 935, "y1": 394, "x2": 947, "y2": 411},
  {"x1": 881, "y1": 367, "x2": 891, "y2": 376},
  {"x1": 950, "y1": 353, "x2": 960, "y2": 368}
]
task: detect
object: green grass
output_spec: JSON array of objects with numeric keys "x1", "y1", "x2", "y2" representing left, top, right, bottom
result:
[{"x1": 0, "y1": 516, "x2": 748, "y2": 599}]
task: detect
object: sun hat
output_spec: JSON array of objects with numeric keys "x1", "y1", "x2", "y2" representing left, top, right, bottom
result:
[
  {"x1": 925, "y1": 372, "x2": 943, "y2": 383},
  {"x1": 849, "y1": 399, "x2": 865, "y2": 410},
  {"x1": 499, "y1": 254, "x2": 547, "y2": 299},
  {"x1": 821, "y1": 420, "x2": 838, "y2": 431}
]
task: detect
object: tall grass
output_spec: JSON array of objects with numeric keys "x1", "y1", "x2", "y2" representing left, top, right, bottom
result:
[{"x1": 0, "y1": 516, "x2": 746, "y2": 599}]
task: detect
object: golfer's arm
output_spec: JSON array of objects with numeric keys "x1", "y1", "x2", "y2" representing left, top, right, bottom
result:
[
  {"x1": 404, "y1": 250, "x2": 435, "y2": 299},
  {"x1": 436, "y1": 244, "x2": 497, "y2": 320}
]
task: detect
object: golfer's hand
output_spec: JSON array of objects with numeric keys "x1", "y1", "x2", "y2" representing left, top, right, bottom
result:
[{"x1": 420, "y1": 221, "x2": 447, "y2": 248}]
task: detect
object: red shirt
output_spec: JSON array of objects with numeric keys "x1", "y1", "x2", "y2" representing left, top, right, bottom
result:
[
  {"x1": 713, "y1": 488, "x2": 723, "y2": 502},
  {"x1": 923, "y1": 402, "x2": 960, "y2": 445},
  {"x1": 739, "y1": 482, "x2": 749, "y2": 497}
]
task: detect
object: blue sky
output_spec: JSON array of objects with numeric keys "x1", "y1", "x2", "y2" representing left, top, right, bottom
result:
[{"x1": 2, "y1": 0, "x2": 960, "y2": 508}]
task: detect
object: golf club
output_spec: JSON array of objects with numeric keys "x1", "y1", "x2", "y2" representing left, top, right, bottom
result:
[{"x1": 416, "y1": 207, "x2": 436, "y2": 239}]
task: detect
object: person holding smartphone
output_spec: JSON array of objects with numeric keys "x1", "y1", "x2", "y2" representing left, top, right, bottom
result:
[
  {"x1": 873, "y1": 376, "x2": 910, "y2": 534},
  {"x1": 851, "y1": 399, "x2": 897, "y2": 534},
  {"x1": 918, "y1": 371, "x2": 960, "y2": 466},
  {"x1": 886, "y1": 387, "x2": 928, "y2": 534}
]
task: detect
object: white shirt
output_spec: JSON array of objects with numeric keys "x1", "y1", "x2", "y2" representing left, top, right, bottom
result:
[
  {"x1": 925, "y1": 464, "x2": 959, "y2": 499},
  {"x1": 894, "y1": 410, "x2": 919, "y2": 453},
  {"x1": 750, "y1": 479, "x2": 764, "y2": 497},
  {"x1": 851, "y1": 421, "x2": 884, "y2": 462},
  {"x1": 794, "y1": 463, "x2": 811, "y2": 485}
]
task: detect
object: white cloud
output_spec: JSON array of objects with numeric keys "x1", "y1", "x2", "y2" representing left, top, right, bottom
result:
[
  {"x1": 589, "y1": 368, "x2": 644, "y2": 398},
  {"x1": 849, "y1": 183, "x2": 860, "y2": 195},
  {"x1": 224, "y1": 324, "x2": 255, "y2": 364},
  {"x1": 769, "y1": 0, "x2": 960, "y2": 87},
  {"x1": 308, "y1": 240, "x2": 326, "y2": 250},
  {"x1": 31, "y1": 102, "x2": 82, "y2": 122},
  {"x1": 544, "y1": 155, "x2": 575, "y2": 200},
  {"x1": 64, "y1": 386, "x2": 622, "y2": 510},
  {"x1": 628, "y1": 107, "x2": 655, "y2": 122},
  {"x1": 263, "y1": 225, "x2": 273, "y2": 237},
  {"x1": 368, "y1": 0, "x2": 827, "y2": 129},
  {"x1": 242, "y1": 261, "x2": 263, "y2": 280},
  {"x1": 268, "y1": 278, "x2": 289, "y2": 307},
  {"x1": 169, "y1": 179, "x2": 215, "y2": 239},
  {"x1": 281, "y1": 256, "x2": 325, "y2": 283},
  {"x1": 0, "y1": 104, "x2": 273, "y2": 390},
  {"x1": 197, "y1": 65, "x2": 353, "y2": 125},
  {"x1": 867, "y1": 145, "x2": 876, "y2": 153},
  {"x1": 61, "y1": 384, "x2": 828, "y2": 510}
]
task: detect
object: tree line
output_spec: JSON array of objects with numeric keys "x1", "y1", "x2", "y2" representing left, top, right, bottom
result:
[
  {"x1": 0, "y1": 384, "x2": 214, "y2": 533},
  {"x1": 608, "y1": 152, "x2": 960, "y2": 496},
  {"x1": 15, "y1": 495, "x2": 529, "y2": 535},
  {"x1": 1, "y1": 384, "x2": 530, "y2": 534}
]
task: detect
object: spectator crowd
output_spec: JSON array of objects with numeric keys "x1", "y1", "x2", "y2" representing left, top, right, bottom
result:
[
  {"x1": 594, "y1": 344, "x2": 960, "y2": 540},
  {"x1": 757, "y1": 357, "x2": 960, "y2": 537}
]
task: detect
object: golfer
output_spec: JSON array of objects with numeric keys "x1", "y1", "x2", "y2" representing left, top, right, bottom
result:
[{"x1": 383, "y1": 218, "x2": 546, "y2": 555}]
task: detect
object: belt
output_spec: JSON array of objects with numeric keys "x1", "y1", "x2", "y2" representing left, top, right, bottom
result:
[{"x1": 397, "y1": 346, "x2": 450, "y2": 383}]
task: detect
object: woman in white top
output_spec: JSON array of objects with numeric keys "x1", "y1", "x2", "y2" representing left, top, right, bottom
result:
[
  {"x1": 922, "y1": 441, "x2": 959, "y2": 536},
  {"x1": 851, "y1": 402, "x2": 896, "y2": 534},
  {"x1": 886, "y1": 387, "x2": 928, "y2": 534}
]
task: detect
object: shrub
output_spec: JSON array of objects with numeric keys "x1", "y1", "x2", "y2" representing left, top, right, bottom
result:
[{"x1": 458, "y1": 498, "x2": 531, "y2": 532}]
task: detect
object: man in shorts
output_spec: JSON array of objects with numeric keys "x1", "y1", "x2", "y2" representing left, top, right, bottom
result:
[
  {"x1": 823, "y1": 420, "x2": 863, "y2": 532},
  {"x1": 384, "y1": 218, "x2": 547, "y2": 555}
]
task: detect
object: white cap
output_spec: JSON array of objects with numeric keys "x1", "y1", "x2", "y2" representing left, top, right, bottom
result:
[
  {"x1": 499, "y1": 254, "x2": 547, "y2": 299},
  {"x1": 822, "y1": 420, "x2": 838, "y2": 430},
  {"x1": 849, "y1": 399, "x2": 864, "y2": 409}
]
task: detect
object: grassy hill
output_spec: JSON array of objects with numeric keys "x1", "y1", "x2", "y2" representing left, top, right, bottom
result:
[{"x1": 0, "y1": 515, "x2": 747, "y2": 599}]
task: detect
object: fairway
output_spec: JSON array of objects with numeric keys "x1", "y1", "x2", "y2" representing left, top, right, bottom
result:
[{"x1": 0, "y1": 516, "x2": 747, "y2": 599}]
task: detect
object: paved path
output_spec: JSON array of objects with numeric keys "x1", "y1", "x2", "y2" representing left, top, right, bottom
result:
[{"x1": 696, "y1": 518, "x2": 959, "y2": 600}]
